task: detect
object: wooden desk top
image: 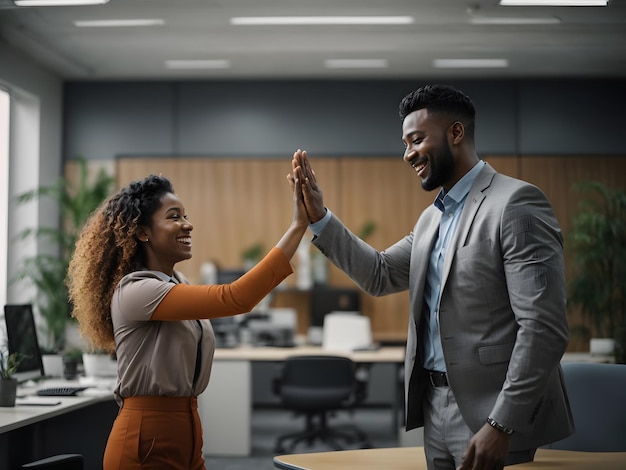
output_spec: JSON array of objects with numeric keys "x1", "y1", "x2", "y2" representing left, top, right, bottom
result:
[
  {"x1": 273, "y1": 447, "x2": 626, "y2": 470},
  {"x1": 213, "y1": 346, "x2": 606, "y2": 364},
  {"x1": 213, "y1": 345, "x2": 405, "y2": 363}
]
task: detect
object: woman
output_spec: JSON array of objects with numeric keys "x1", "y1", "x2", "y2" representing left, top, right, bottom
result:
[{"x1": 66, "y1": 163, "x2": 308, "y2": 469}]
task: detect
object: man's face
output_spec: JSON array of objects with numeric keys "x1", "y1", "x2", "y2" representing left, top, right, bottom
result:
[{"x1": 401, "y1": 108, "x2": 455, "y2": 192}]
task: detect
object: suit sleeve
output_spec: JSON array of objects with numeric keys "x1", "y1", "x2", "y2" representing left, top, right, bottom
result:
[
  {"x1": 491, "y1": 184, "x2": 569, "y2": 432},
  {"x1": 313, "y1": 213, "x2": 413, "y2": 296},
  {"x1": 151, "y1": 247, "x2": 293, "y2": 321}
]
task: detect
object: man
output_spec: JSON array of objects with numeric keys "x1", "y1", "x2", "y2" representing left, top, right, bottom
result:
[{"x1": 291, "y1": 84, "x2": 574, "y2": 470}]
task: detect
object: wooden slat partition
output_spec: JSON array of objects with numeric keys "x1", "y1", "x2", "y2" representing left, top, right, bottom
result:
[{"x1": 111, "y1": 155, "x2": 626, "y2": 347}]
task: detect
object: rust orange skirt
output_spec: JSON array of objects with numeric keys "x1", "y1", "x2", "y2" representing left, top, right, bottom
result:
[{"x1": 103, "y1": 396, "x2": 205, "y2": 470}]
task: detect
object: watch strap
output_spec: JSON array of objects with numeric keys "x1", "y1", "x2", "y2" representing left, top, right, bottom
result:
[{"x1": 486, "y1": 417, "x2": 514, "y2": 435}]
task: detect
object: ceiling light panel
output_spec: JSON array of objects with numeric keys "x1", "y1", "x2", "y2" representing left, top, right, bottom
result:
[
  {"x1": 74, "y1": 19, "x2": 165, "y2": 28},
  {"x1": 14, "y1": 0, "x2": 109, "y2": 5},
  {"x1": 325, "y1": 59, "x2": 388, "y2": 69},
  {"x1": 499, "y1": 0, "x2": 608, "y2": 5},
  {"x1": 230, "y1": 16, "x2": 414, "y2": 26},
  {"x1": 165, "y1": 60, "x2": 231, "y2": 70},
  {"x1": 433, "y1": 59, "x2": 509, "y2": 68},
  {"x1": 470, "y1": 16, "x2": 561, "y2": 25}
]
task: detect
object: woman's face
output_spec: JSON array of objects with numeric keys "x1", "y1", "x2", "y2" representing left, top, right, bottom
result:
[{"x1": 140, "y1": 192, "x2": 193, "y2": 272}]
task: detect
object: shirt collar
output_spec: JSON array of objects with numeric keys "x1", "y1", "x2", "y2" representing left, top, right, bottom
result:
[
  {"x1": 148, "y1": 270, "x2": 177, "y2": 284},
  {"x1": 434, "y1": 160, "x2": 485, "y2": 211}
]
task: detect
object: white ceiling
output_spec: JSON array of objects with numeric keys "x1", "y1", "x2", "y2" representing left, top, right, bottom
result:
[{"x1": 0, "y1": 0, "x2": 625, "y2": 80}]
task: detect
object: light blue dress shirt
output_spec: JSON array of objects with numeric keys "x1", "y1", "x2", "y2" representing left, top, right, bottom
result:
[
  {"x1": 423, "y1": 160, "x2": 485, "y2": 372},
  {"x1": 310, "y1": 208, "x2": 332, "y2": 235}
]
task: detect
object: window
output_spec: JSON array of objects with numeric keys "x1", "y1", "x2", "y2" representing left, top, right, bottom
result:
[{"x1": 0, "y1": 88, "x2": 9, "y2": 311}]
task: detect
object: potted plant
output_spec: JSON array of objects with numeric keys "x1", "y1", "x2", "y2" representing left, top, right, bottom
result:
[
  {"x1": 13, "y1": 157, "x2": 114, "y2": 358},
  {"x1": 62, "y1": 348, "x2": 83, "y2": 380},
  {"x1": 0, "y1": 351, "x2": 23, "y2": 407},
  {"x1": 241, "y1": 242, "x2": 264, "y2": 271},
  {"x1": 567, "y1": 181, "x2": 626, "y2": 363}
]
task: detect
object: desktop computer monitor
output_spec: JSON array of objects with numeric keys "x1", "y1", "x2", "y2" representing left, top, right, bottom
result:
[
  {"x1": 4, "y1": 304, "x2": 45, "y2": 383},
  {"x1": 309, "y1": 286, "x2": 361, "y2": 328},
  {"x1": 211, "y1": 269, "x2": 247, "y2": 347}
]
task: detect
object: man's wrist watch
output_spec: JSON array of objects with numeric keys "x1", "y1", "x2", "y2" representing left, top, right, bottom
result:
[{"x1": 486, "y1": 417, "x2": 514, "y2": 435}]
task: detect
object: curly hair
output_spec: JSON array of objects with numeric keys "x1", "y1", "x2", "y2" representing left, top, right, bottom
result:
[
  {"x1": 66, "y1": 175, "x2": 175, "y2": 353},
  {"x1": 398, "y1": 84, "x2": 476, "y2": 141}
]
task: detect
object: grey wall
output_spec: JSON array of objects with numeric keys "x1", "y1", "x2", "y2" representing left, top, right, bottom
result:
[{"x1": 63, "y1": 79, "x2": 626, "y2": 163}]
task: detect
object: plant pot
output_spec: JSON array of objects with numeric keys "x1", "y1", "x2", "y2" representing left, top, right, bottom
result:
[
  {"x1": 590, "y1": 338, "x2": 615, "y2": 356},
  {"x1": 42, "y1": 354, "x2": 64, "y2": 377},
  {"x1": 63, "y1": 355, "x2": 80, "y2": 380},
  {"x1": 82, "y1": 353, "x2": 117, "y2": 378},
  {"x1": 0, "y1": 378, "x2": 18, "y2": 407}
]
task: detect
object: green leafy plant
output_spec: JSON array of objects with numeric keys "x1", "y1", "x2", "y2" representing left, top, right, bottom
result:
[
  {"x1": 567, "y1": 181, "x2": 626, "y2": 363},
  {"x1": 358, "y1": 220, "x2": 377, "y2": 241},
  {"x1": 241, "y1": 242, "x2": 264, "y2": 265},
  {"x1": 0, "y1": 352, "x2": 23, "y2": 380},
  {"x1": 13, "y1": 157, "x2": 114, "y2": 353}
]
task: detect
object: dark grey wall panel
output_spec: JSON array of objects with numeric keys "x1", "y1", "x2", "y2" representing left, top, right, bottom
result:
[
  {"x1": 62, "y1": 79, "x2": 624, "y2": 163},
  {"x1": 178, "y1": 81, "x2": 408, "y2": 157},
  {"x1": 518, "y1": 80, "x2": 626, "y2": 155},
  {"x1": 177, "y1": 80, "x2": 518, "y2": 158},
  {"x1": 459, "y1": 82, "x2": 519, "y2": 155},
  {"x1": 63, "y1": 82, "x2": 176, "y2": 160}
]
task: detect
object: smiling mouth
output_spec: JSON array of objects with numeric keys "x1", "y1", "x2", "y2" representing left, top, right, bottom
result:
[
  {"x1": 410, "y1": 157, "x2": 428, "y2": 176},
  {"x1": 177, "y1": 236, "x2": 192, "y2": 246}
]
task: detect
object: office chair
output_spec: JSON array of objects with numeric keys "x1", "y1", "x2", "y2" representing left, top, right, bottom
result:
[
  {"x1": 273, "y1": 355, "x2": 371, "y2": 454},
  {"x1": 545, "y1": 362, "x2": 626, "y2": 452},
  {"x1": 21, "y1": 454, "x2": 84, "y2": 470}
]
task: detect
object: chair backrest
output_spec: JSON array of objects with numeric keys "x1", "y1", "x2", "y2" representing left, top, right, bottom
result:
[
  {"x1": 21, "y1": 454, "x2": 84, "y2": 470},
  {"x1": 548, "y1": 362, "x2": 626, "y2": 451},
  {"x1": 278, "y1": 355, "x2": 357, "y2": 411},
  {"x1": 322, "y1": 313, "x2": 372, "y2": 351}
]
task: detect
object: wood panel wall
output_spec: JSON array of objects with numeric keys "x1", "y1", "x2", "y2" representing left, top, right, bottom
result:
[{"x1": 110, "y1": 155, "x2": 626, "y2": 348}]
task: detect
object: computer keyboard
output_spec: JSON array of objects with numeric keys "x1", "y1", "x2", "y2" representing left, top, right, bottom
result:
[{"x1": 37, "y1": 386, "x2": 88, "y2": 397}]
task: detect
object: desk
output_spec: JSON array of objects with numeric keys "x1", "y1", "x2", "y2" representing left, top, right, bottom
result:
[
  {"x1": 273, "y1": 447, "x2": 626, "y2": 470},
  {"x1": 199, "y1": 345, "x2": 405, "y2": 457},
  {"x1": 561, "y1": 352, "x2": 615, "y2": 363},
  {"x1": 200, "y1": 348, "x2": 598, "y2": 457},
  {"x1": 0, "y1": 382, "x2": 116, "y2": 469}
]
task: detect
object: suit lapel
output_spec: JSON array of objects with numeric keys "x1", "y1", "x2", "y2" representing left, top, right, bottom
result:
[
  {"x1": 411, "y1": 207, "x2": 441, "y2": 325},
  {"x1": 440, "y1": 163, "x2": 496, "y2": 288}
]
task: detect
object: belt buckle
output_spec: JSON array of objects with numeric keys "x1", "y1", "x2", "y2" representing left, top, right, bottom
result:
[{"x1": 429, "y1": 372, "x2": 436, "y2": 387}]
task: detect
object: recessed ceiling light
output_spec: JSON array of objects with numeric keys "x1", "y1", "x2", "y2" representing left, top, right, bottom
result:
[
  {"x1": 165, "y1": 60, "x2": 231, "y2": 70},
  {"x1": 74, "y1": 19, "x2": 165, "y2": 28},
  {"x1": 499, "y1": 0, "x2": 608, "y2": 6},
  {"x1": 433, "y1": 59, "x2": 509, "y2": 68},
  {"x1": 325, "y1": 59, "x2": 388, "y2": 69},
  {"x1": 14, "y1": 0, "x2": 109, "y2": 5},
  {"x1": 470, "y1": 16, "x2": 561, "y2": 25},
  {"x1": 230, "y1": 16, "x2": 414, "y2": 26}
]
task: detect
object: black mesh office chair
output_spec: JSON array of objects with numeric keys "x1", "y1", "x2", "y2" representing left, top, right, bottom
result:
[
  {"x1": 21, "y1": 454, "x2": 84, "y2": 470},
  {"x1": 273, "y1": 355, "x2": 371, "y2": 453}
]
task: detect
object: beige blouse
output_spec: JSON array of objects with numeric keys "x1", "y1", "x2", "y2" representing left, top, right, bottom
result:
[{"x1": 111, "y1": 247, "x2": 293, "y2": 405}]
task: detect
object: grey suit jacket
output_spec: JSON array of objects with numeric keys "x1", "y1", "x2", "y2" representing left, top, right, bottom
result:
[{"x1": 312, "y1": 163, "x2": 574, "y2": 451}]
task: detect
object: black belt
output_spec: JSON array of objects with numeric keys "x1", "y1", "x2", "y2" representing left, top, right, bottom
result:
[{"x1": 426, "y1": 370, "x2": 449, "y2": 387}]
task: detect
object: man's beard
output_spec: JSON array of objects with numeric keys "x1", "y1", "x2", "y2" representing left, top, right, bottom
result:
[{"x1": 421, "y1": 138, "x2": 454, "y2": 192}]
